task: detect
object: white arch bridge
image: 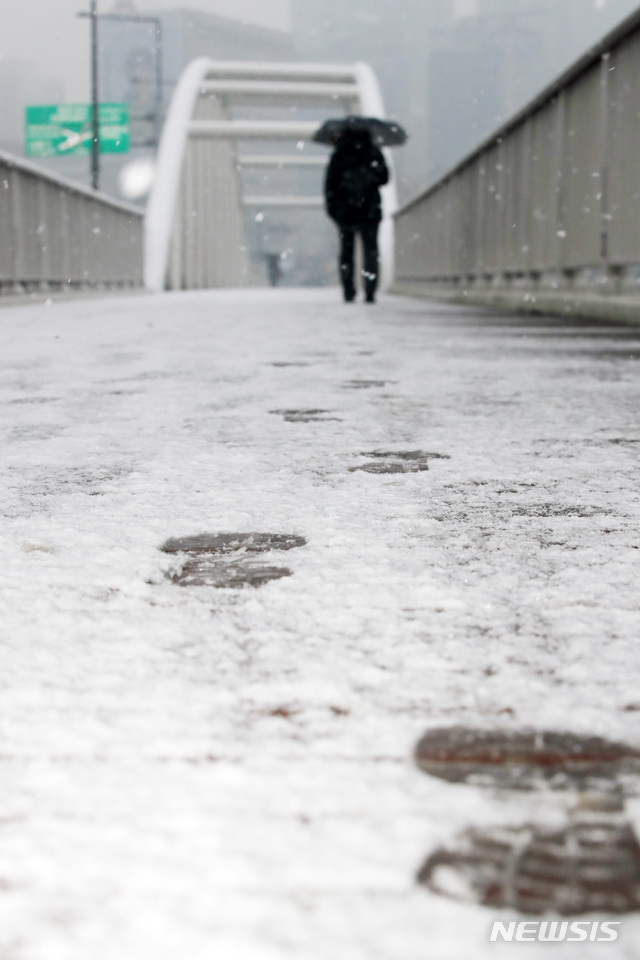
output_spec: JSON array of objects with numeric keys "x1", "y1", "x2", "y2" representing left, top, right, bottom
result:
[{"x1": 144, "y1": 60, "x2": 398, "y2": 293}]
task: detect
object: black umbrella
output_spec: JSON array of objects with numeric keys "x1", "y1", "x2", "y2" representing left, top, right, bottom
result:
[{"x1": 312, "y1": 115, "x2": 408, "y2": 147}]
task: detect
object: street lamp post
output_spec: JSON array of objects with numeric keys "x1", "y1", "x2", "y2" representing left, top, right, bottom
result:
[
  {"x1": 77, "y1": 1, "x2": 101, "y2": 189},
  {"x1": 90, "y1": 0, "x2": 100, "y2": 190}
]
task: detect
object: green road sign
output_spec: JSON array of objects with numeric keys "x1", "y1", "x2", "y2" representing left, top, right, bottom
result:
[{"x1": 25, "y1": 104, "x2": 130, "y2": 157}]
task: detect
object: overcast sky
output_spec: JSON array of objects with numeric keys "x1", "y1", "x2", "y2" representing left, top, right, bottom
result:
[{"x1": 1, "y1": 0, "x2": 290, "y2": 100}]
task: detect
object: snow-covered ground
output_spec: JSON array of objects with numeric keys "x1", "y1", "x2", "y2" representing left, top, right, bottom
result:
[{"x1": 1, "y1": 288, "x2": 640, "y2": 959}]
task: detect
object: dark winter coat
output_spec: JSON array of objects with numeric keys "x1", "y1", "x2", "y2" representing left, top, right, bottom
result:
[{"x1": 324, "y1": 131, "x2": 389, "y2": 228}]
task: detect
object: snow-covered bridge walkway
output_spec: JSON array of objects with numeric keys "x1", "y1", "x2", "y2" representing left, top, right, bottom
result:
[{"x1": 2, "y1": 289, "x2": 640, "y2": 959}]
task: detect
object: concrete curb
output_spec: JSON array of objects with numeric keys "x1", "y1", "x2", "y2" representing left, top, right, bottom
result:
[{"x1": 391, "y1": 282, "x2": 640, "y2": 325}]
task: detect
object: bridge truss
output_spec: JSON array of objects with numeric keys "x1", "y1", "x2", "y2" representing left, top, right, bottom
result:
[{"x1": 145, "y1": 59, "x2": 397, "y2": 291}]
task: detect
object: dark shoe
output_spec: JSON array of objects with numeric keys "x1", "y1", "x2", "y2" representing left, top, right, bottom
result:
[
  {"x1": 343, "y1": 289, "x2": 356, "y2": 303},
  {"x1": 365, "y1": 293, "x2": 375, "y2": 303}
]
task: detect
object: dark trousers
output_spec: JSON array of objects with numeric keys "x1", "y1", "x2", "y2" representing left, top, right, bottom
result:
[{"x1": 338, "y1": 221, "x2": 380, "y2": 301}]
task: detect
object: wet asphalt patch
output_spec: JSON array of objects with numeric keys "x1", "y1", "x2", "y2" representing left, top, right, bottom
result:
[
  {"x1": 270, "y1": 409, "x2": 343, "y2": 422},
  {"x1": 269, "y1": 362, "x2": 310, "y2": 368},
  {"x1": 350, "y1": 451, "x2": 451, "y2": 474},
  {"x1": 418, "y1": 795, "x2": 640, "y2": 915},
  {"x1": 161, "y1": 533, "x2": 306, "y2": 555},
  {"x1": 414, "y1": 728, "x2": 640, "y2": 792},
  {"x1": 7, "y1": 396, "x2": 59, "y2": 405},
  {"x1": 161, "y1": 533, "x2": 306, "y2": 589},
  {"x1": 342, "y1": 379, "x2": 392, "y2": 389},
  {"x1": 167, "y1": 561, "x2": 292, "y2": 589},
  {"x1": 508, "y1": 504, "x2": 610, "y2": 518}
]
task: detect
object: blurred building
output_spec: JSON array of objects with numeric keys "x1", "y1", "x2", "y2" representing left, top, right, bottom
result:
[
  {"x1": 99, "y1": 1, "x2": 293, "y2": 151},
  {"x1": 292, "y1": 0, "x2": 640, "y2": 197},
  {"x1": 427, "y1": 1, "x2": 544, "y2": 178},
  {"x1": 426, "y1": 0, "x2": 640, "y2": 180}
]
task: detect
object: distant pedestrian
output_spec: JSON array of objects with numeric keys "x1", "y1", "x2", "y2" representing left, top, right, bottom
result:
[
  {"x1": 324, "y1": 128, "x2": 389, "y2": 303},
  {"x1": 265, "y1": 252, "x2": 283, "y2": 287}
]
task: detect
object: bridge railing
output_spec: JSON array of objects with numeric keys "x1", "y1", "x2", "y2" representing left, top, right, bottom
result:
[
  {"x1": 0, "y1": 150, "x2": 144, "y2": 296},
  {"x1": 394, "y1": 9, "x2": 640, "y2": 313}
]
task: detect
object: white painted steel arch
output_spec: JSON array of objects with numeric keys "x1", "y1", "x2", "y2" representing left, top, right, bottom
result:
[{"x1": 145, "y1": 59, "x2": 398, "y2": 291}]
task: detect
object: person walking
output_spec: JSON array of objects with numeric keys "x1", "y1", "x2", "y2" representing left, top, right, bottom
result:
[{"x1": 324, "y1": 127, "x2": 389, "y2": 303}]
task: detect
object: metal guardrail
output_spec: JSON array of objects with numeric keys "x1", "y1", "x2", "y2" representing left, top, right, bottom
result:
[
  {"x1": 0, "y1": 150, "x2": 144, "y2": 295},
  {"x1": 394, "y1": 8, "x2": 640, "y2": 305}
]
